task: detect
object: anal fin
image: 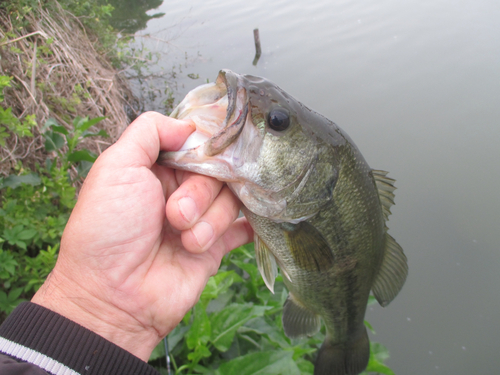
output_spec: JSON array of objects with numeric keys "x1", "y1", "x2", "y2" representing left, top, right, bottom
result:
[
  {"x1": 372, "y1": 233, "x2": 408, "y2": 307},
  {"x1": 282, "y1": 293, "x2": 321, "y2": 339}
]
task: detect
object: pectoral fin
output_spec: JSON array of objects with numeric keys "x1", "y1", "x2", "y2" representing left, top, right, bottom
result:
[
  {"x1": 284, "y1": 222, "x2": 334, "y2": 272},
  {"x1": 255, "y1": 234, "x2": 278, "y2": 293},
  {"x1": 372, "y1": 233, "x2": 408, "y2": 306},
  {"x1": 282, "y1": 293, "x2": 321, "y2": 339}
]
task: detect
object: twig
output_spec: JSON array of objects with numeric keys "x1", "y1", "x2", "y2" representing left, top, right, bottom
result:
[
  {"x1": 253, "y1": 28, "x2": 262, "y2": 66},
  {"x1": 12, "y1": 74, "x2": 37, "y2": 103},
  {"x1": 0, "y1": 30, "x2": 48, "y2": 46},
  {"x1": 31, "y1": 39, "x2": 37, "y2": 100}
]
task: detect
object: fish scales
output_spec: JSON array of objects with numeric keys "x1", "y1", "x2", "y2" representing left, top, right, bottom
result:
[{"x1": 157, "y1": 69, "x2": 408, "y2": 375}]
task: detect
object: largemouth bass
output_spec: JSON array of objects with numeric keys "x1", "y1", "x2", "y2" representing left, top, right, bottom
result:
[{"x1": 158, "y1": 70, "x2": 408, "y2": 375}]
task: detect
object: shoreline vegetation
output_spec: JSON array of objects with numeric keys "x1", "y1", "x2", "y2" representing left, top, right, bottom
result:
[
  {"x1": 0, "y1": 0, "x2": 142, "y2": 325},
  {"x1": 0, "y1": 0, "x2": 136, "y2": 176}
]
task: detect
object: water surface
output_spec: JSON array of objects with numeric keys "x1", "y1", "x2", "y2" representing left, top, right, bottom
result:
[{"x1": 133, "y1": 0, "x2": 500, "y2": 373}]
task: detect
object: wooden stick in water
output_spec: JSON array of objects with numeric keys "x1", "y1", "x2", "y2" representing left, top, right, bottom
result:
[{"x1": 253, "y1": 28, "x2": 262, "y2": 66}]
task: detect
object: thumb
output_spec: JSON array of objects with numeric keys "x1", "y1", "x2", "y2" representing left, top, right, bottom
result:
[{"x1": 103, "y1": 112, "x2": 195, "y2": 169}]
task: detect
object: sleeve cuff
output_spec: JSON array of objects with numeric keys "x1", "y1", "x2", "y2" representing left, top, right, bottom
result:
[{"x1": 0, "y1": 302, "x2": 160, "y2": 375}]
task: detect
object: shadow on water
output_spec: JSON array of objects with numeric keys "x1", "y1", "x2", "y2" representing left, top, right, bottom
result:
[{"x1": 99, "y1": 0, "x2": 165, "y2": 34}]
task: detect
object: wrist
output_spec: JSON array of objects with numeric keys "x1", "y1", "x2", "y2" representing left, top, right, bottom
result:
[{"x1": 32, "y1": 267, "x2": 159, "y2": 361}]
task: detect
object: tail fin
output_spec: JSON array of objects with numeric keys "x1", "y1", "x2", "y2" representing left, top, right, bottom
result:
[{"x1": 314, "y1": 328, "x2": 370, "y2": 375}]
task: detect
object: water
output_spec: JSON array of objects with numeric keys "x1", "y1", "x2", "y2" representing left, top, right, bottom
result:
[{"x1": 126, "y1": 0, "x2": 500, "y2": 373}]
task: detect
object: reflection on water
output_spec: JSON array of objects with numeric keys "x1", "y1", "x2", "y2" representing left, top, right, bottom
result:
[
  {"x1": 101, "y1": 0, "x2": 164, "y2": 34},
  {"x1": 121, "y1": 0, "x2": 500, "y2": 374}
]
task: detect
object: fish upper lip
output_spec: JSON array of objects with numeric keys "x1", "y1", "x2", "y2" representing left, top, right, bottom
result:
[
  {"x1": 157, "y1": 70, "x2": 248, "y2": 166},
  {"x1": 217, "y1": 69, "x2": 242, "y2": 129},
  {"x1": 201, "y1": 70, "x2": 249, "y2": 156}
]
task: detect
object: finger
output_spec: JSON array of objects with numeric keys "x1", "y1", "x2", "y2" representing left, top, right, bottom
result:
[
  {"x1": 151, "y1": 163, "x2": 178, "y2": 199},
  {"x1": 166, "y1": 173, "x2": 225, "y2": 231},
  {"x1": 202, "y1": 217, "x2": 254, "y2": 276},
  {"x1": 101, "y1": 112, "x2": 195, "y2": 170},
  {"x1": 181, "y1": 185, "x2": 242, "y2": 253},
  {"x1": 220, "y1": 217, "x2": 254, "y2": 253}
]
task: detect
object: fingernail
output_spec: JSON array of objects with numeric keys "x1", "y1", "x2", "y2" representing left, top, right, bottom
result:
[
  {"x1": 178, "y1": 197, "x2": 196, "y2": 224},
  {"x1": 191, "y1": 221, "x2": 214, "y2": 249}
]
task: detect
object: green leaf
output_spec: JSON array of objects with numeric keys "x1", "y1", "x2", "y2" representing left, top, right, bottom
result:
[
  {"x1": 51, "y1": 125, "x2": 69, "y2": 135},
  {"x1": 187, "y1": 345, "x2": 212, "y2": 361},
  {"x1": 364, "y1": 319, "x2": 376, "y2": 334},
  {"x1": 295, "y1": 357, "x2": 315, "y2": 374},
  {"x1": 73, "y1": 116, "x2": 106, "y2": 132},
  {"x1": 16, "y1": 228, "x2": 38, "y2": 240},
  {"x1": 67, "y1": 150, "x2": 97, "y2": 163},
  {"x1": 82, "y1": 129, "x2": 109, "y2": 138},
  {"x1": 231, "y1": 259, "x2": 261, "y2": 282},
  {"x1": 167, "y1": 324, "x2": 190, "y2": 351},
  {"x1": 0, "y1": 173, "x2": 41, "y2": 189},
  {"x1": 365, "y1": 342, "x2": 394, "y2": 375},
  {"x1": 216, "y1": 350, "x2": 301, "y2": 375},
  {"x1": 8, "y1": 287, "x2": 23, "y2": 301},
  {"x1": 0, "y1": 250, "x2": 18, "y2": 278},
  {"x1": 201, "y1": 270, "x2": 243, "y2": 302},
  {"x1": 243, "y1": 317, "x2": 290, "y2": 349},
  {"x1": 365, "y1": 361, "x2": 395, "y2": 375},
  {"x1": 186, "y1": 304, "x2": 211, "y2": 350},
  {"x1": 41, "y1": 118, "x2": 60, "y2": 132},
  {"x1": 44, "y1": 131, "x2": 65, "y2": 151},
  {"x1": 210, "y1": 303, "x2": 270, "y2": 352},
  {"x1": 149, "y1": 341, "x2": 165, "y2": 362},
  {"x1": 0, "y1": 287, "x2": 25, "y2": 315},
  {"x1": 76, "y1": 161, "x2": 94, "y2": 178}
]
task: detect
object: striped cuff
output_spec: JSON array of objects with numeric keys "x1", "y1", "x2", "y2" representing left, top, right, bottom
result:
[
  {"x1": 0, "y1": 302, "x2": 159, "y2": 375},
  {"x1": 0, "y1": 336, "x2": 78, "y2": 374}
]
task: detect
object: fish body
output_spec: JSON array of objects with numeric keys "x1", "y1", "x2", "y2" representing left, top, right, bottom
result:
[{"x1": 158, "y1": 70, "x2": 408, "y2": 375}]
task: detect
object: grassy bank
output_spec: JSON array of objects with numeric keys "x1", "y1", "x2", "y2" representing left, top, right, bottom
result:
[
  {"x1": 0, "y1": 0, "x2": 136, "y2": 322},
  {"x1": 0, "y1": 0, "x2": 135, "y2": 176}
]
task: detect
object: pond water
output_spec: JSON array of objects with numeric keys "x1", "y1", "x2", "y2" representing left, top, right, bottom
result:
[{"x1": 125, "y1": 0, "x2": 500, "y2": 373}]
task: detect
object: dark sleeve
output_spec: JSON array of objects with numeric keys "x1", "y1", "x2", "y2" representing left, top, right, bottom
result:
[{"x1": 0, "y1": 302, "x2": 160, "y2": 375}]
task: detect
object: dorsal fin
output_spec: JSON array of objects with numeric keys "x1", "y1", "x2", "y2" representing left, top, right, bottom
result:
[{"x1": 372, "y1": 169, "x2": 396, "y2": 221}]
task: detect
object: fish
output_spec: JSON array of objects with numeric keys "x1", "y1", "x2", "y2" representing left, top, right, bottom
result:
[{"x1": 157, "y1": 69, "x2": 408, "y2": 375}]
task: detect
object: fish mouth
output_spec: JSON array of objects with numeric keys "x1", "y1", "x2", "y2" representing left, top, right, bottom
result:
[{"x1": 157, "y1": 70, "x2": 249, "y2": 178}]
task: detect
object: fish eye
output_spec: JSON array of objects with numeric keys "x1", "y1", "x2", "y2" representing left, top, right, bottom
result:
[{"x1": 268, "y1": 108, "x2": 290, "y2": 132}]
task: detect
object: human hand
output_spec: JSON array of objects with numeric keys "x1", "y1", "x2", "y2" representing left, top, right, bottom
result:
[{"x1": 32, "y1": 112, "x2": 253, "y2": 361}]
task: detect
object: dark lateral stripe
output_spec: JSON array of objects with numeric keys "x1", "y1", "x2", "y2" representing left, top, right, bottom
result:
[{"x1": 0, "y1": 302, "x2": 159, "y2": 375}]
